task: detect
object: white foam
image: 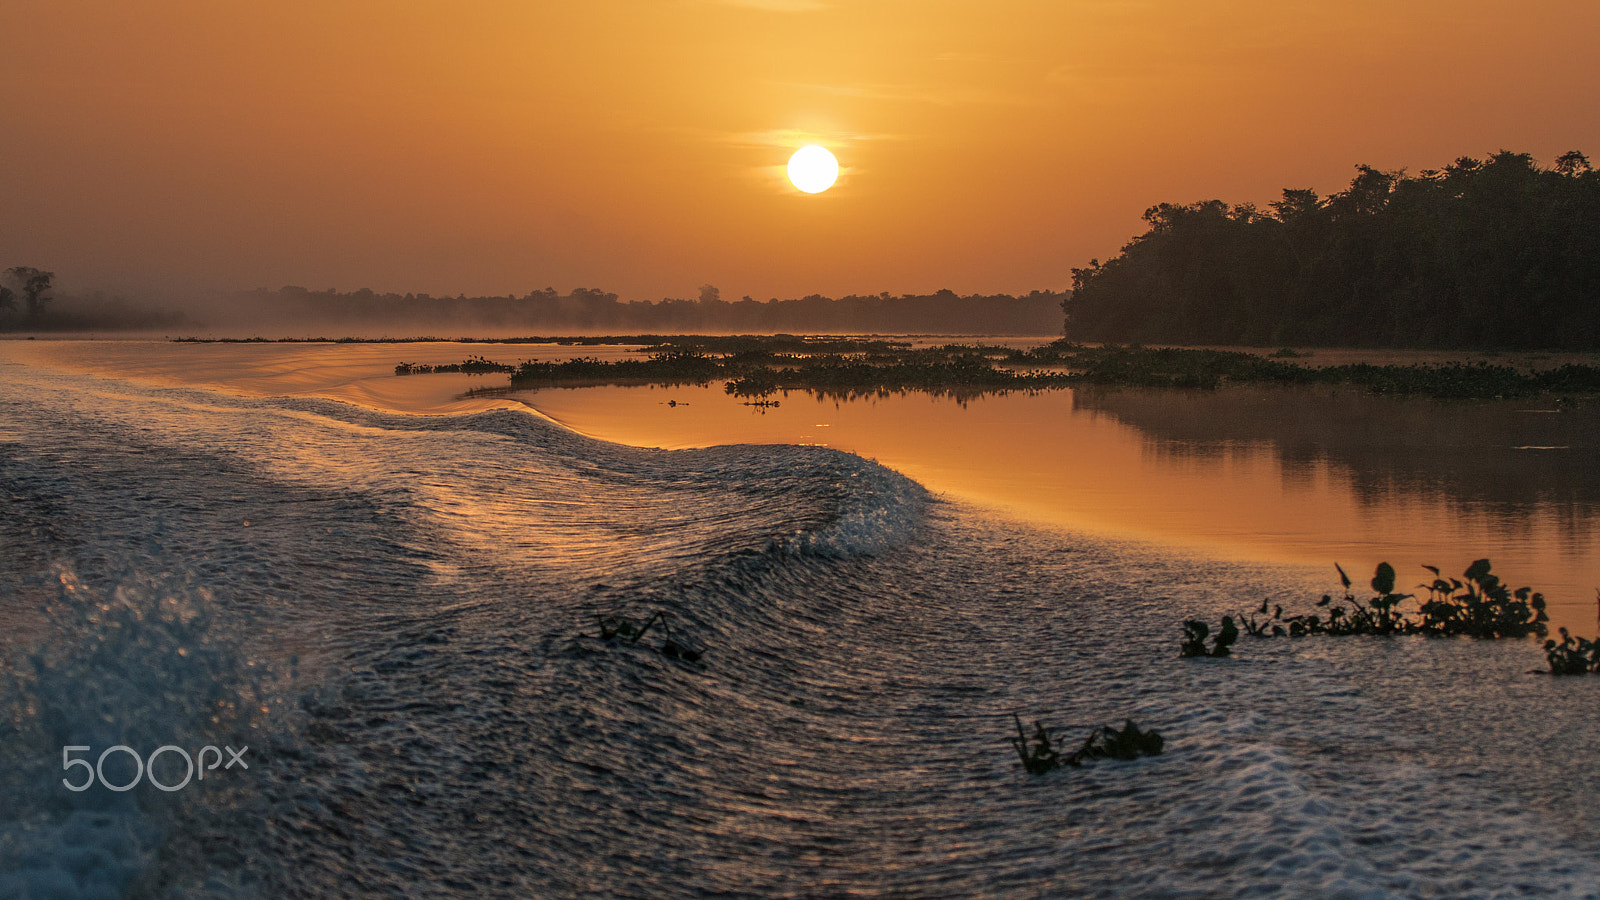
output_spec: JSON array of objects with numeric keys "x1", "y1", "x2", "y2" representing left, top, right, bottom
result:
[{"x1": 0, "y1": 567, "x2": 286, "y2": 899}]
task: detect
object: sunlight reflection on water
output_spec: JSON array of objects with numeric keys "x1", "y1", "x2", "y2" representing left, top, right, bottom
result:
[
  {"x1": 6, "y1": 338, "x2": 1597, "y2": 633},
  {"x1": 6, "y1": 339, "x2": 1600, "y2": 897},
  {"x1": 521, "y1": 382, "x2": 1600, "y2": 635}
]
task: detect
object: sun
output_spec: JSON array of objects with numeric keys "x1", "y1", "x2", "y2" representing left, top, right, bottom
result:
[{"x1": 787, "y1": 145, "x2": 839, "y2": 193}]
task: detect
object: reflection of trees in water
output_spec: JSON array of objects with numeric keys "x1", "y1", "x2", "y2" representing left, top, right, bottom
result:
[{"x1": 1072, "y1": 385, "x2": 1600, "y2": 547}]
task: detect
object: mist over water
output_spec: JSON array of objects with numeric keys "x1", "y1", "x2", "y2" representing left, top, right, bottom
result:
[
  {"x1": 18, "y1": 286, "x2": 1066, "y2": 339},
  {"x1": 3, "y1": 350, "x2": 1600, "y2": 898}
]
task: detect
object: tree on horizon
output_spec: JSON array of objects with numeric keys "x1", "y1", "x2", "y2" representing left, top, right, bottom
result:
[{"x1": 3, "y1": 266, "x2": 55, "y2": 322}]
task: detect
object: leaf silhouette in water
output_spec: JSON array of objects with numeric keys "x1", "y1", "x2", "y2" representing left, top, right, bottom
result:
[
  {"x1": 1465, "y1": 558, "x2": 1494, "y2": 583},
  {"x1": 1212, "y1": 615, "x2": 1239, "y2": 657},
  {"x1": 1371, "y1": 562, "x2": 1396, "y2": 595},
  {"x1": 1179, "y1": 617, "x2": 1236, "y2": 657},
  {"x1": 1010, "y1": 714, "x2": 1063, "y2": 775},
  {"x1": 1075, "y1": 720, "x2": 1166, "y2": 762}
]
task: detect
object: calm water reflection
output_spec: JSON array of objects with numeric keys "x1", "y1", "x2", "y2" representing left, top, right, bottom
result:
[{"x1": 522, "y1": 383, "x2": 1600, "y2": 633}]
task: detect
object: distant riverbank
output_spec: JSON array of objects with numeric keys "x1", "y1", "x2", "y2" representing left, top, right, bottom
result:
[{"x1": 377, "y1": 336, "x2": 1600, "y2": 401}]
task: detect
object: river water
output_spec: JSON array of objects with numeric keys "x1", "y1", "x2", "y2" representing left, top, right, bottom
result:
[{"x1": 2, "y1": 339, "x2": 1597, "y2": 898}]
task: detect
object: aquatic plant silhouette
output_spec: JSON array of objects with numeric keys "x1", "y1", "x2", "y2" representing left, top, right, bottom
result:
[
  {"x1": 1413, "y1": 559, "x2": 1547, "y2": 639},
  {"x1": 394, "y1": 355, "x2": 514, "y2": 375},
  {"x1": 1010, "y1": 714, "x2": 1164, "y2": 775},
  {"x1": 1543, "y1": 590, "x2": 1600, "y2": 675},
  {"x1": 1182, "y1": 559, "x2": 1549, "y2": 657},
  {"x1": 595, "y1": 610, "x2": 704, "y2": 664},
  {"x1": 1544, "y1": 629, "x2": 1600, "y2": 675},
  {"x1": 1076, "y1": 720, "x2": 1165, "y2": 762},
  {"x1": 1179, "y1": 616, "x2": 1237, "y2": 657},
  {"x1": 392, "y1": 336, "x2": 1600, "y2": 401},
  {"x1": 655, "y1": 617, "x2": 704, "y2": 663},
  {"x1": 596, "y1": 611, "x2": 661, "y2": 643},
  {"x1": 1010, "y1": 715, "x2": 1062, "y2": 775}
]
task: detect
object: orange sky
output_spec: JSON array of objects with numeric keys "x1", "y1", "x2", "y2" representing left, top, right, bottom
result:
[{"x1": 5, "y1": 0, "x2": 1599, "y2": 302}]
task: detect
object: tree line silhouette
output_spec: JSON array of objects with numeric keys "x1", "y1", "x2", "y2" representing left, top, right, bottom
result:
[
  {"x1": 1066, "y1": 151, "x2": 1600, "y2": 349},
  {"x1": 0, "y1": 272, "x2": 1065, "y2": 335},
  {"x1": 233, "y1": 284, "x2": 1066, "y2": 335}
]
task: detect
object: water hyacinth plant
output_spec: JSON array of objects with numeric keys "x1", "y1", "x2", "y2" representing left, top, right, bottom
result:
[
  {"x1": 1544, "y1": 630, "x2": 1600, "y2": 675},
  {"x1": 394, "y1": 355, "x2": 515, "y2": 375},
  {"x1": 390, "y1": 338, "x2": 1600, "y2": 401},
  {"x1": 1414, "y1": 559, "x2": 1548, "y2": 639},
  {"x1": 1181, "y1": 558, "x2": 1549, "y2": 657},
  {"x1": 1179, "y1": 616, "x2": 1238, "y2": 657},
  {"x1": 1543, "y1": 591, "x2": 1600, "y2": 675}
]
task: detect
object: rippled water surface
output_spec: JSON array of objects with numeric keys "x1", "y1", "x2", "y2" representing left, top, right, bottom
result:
[
  {"x1": 3, "y1": 342, "x2": 1599, "y2": 899},
  {"x1": 526, "y1": 381, "x2": 1600, "y2": 634}
]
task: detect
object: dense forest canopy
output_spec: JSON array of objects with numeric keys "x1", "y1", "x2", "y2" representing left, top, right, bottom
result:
[{"x1": 1065, "y1": 151, "x2": 1600, "y2": 349}]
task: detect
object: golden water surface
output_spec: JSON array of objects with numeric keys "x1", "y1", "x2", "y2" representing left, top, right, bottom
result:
[{"x1": 7, "y1": 338, "x2": 1596, "y2": 634}]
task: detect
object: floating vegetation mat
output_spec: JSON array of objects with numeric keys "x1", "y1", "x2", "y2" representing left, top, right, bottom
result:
[{"x1": 396, "y1": 339, "x2": 1600, "y2": 401}]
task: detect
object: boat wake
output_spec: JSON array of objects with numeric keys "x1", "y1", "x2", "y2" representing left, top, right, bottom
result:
[{"x1": 3, "y1": 365, "x2": 1598, "y2": 898}]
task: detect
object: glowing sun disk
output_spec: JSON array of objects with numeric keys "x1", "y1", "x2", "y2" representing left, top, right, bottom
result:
[{"x1": 788, "y1": 145, "x2": 839, "y2": 193}]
